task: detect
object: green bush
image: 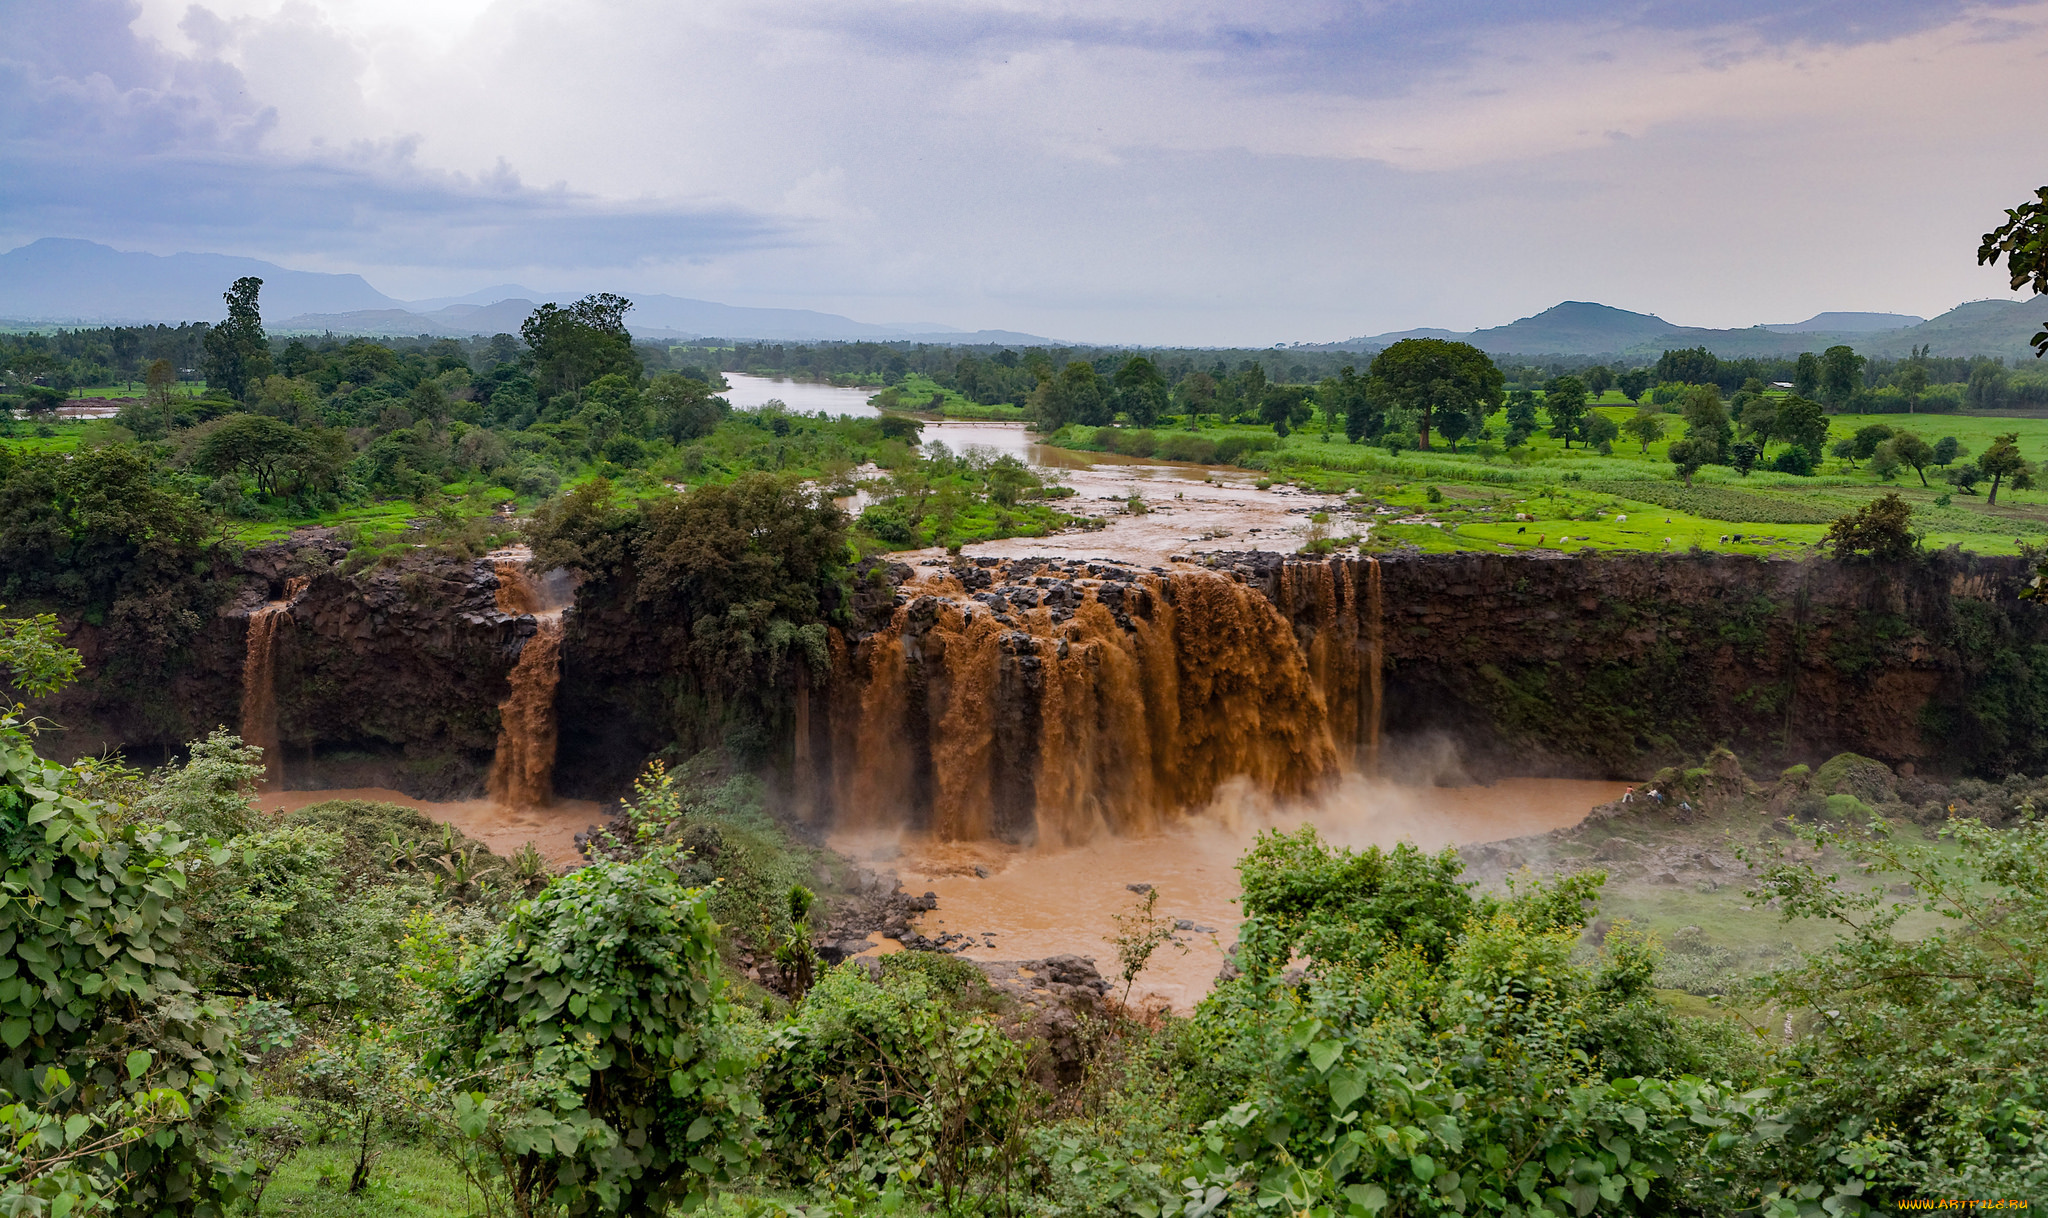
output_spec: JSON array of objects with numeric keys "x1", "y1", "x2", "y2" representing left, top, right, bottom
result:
[
  {"x1": 758, "y1": 962, "x2": 1025, "y2": 1197},
  {"x1": 433, "y1": 856, "x2": 759, "y2": 1215},
  {"x1": 0, "y1": 707, "x2": 254, "y2": 1212}
]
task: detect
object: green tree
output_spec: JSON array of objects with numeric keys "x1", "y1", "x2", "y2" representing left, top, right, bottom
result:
[
  {"x1": 645, "y1": 373, "x2": 726, "y2": 442},
  {"x1": 1679, "y1": 384, "x2": 1730, "y2": 462},
  {"x1": 1621, "y1": 406, "x2": 1666, "y2": 453},
  {"x1": 0, "y1": 617, "x2": 256, "y2": 1215},
  {"x1": 1850, "y1": 423, "x2": 1895, "y2": 461},
  {"x1": 1580, "y1": 408, "x2": 1619, "y2": 454},
  {"x1": 1324, "y1": 366, "x2": 1379, "y2": 443},
  {"x1": 434, "y1": 856, "x2": 759, "y2": 1215},
  {"x1": 1793, "y1": 351, "x2": 1821, "y2": 397},
  {"x1": 1978, "y1": 431, "x2": 2033, "y2": 505},
  {"x1": 144, "y1": 358, "x2": 177, "y2": 436},
  {"x1": 1890, "y1": 430, "x2": 1935, "y2": 486},
  {"x1": 1977, "y1": 184, "x2": 2048, "y2": 356},
  {"x1": 1774, "y1": 395, "x2": 1831, "y2": 458},
  {"x1": 1259, "y1": 384, "x2": 1314, "y2": 438},
  {"x1": 1028, "y1": 361, "x2": 1108, "y2": 431},
  {"x1": 1730, "y1": 439, "x2": 1761, "y2": 475},
  {"x1": 1668, "y1": 436, "x2": 1713, "y2": 487},
  {"x1": 1742, "y1": 812, "x2": 2048, "y2": 1197},
  {"x1": 1655, "y1": 346, "x2": 1720, "y2": 386},
  {"x1": 1819, "y1": 345, "x2": 1864, "y2": 410},
  {"x1": 1616, "y1": 368, "x2": 1651, "y2": 403},
  {"x1": 1503, "y1": 388, "x2": 1539, "y2": 447},
  {"x1": 190, "y1": 413, "x2": 312, "y2": 497},
  {"x1": 1542, "y1": 376, "x2": 1589, "y2": 449},
  {"x1": 1822, "y1": 492, "x2": 1915, "y2": 560},
  {"x1": 199, "y1": 276, "x2": 271, "y2": 402},
  {"x1": 1932, "y1": 435, "x2": 1963, "y2": 466},
  {"x1": 1112, "y1": 356, "x2": 1168, "y2": 428},
  {"x1": 1365, "y1": 339, "x2": 1503, "y2": 451},
  {"x1": 1897, "y1": 348, "x2": 1930, "y2": 409},
  {"x1": 1583, "y1": 364, "x2": 1614, "y2": 398},
  {"x1": 1736, "y1": 394, "x2": 1777, "y2": 446},
  {"x1": 1176, "y1": 371, "x2": 1219, "y2": 430},
  {"x1": 520, "y1": 295, "x2": 640, "y2": 397}
]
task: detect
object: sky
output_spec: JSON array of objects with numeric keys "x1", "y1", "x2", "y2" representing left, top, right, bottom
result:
[{"x1": 2, "y1": 0, "x2": 2045, "y2": 344}]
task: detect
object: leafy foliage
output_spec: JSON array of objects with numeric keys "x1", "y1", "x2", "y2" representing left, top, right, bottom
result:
[
  {"x1": 0, "y1": 700, "x2": 254, "y2": 1213},
  {"x1": 433, "y1": 855, "x2": 759, "y2": 1215},
  {"x1": 1823, "y1": 492, "x2": 1918, "y2": 562}
]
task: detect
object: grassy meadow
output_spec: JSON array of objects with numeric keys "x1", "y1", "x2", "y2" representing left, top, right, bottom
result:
[{"x1": 1048, "y1": 396, "x2": 2048, "y2": 556}]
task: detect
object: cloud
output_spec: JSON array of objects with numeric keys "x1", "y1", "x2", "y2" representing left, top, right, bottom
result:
[
  {"x1": 1, "y1": 0, "x2": 2043, "y2": 340},
  {"x1": 0, "y1": 0, "x2": 796, "y2": 272}
]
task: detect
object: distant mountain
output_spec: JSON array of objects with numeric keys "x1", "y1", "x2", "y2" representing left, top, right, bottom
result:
[
  {"x1": 0, "y1": 238, "x2": 401, "y2": 324},
  {"x1": 1464, "y1": 302, "x2": 1685, "y2": 355},
  {"x1": 1331, "y1": 298, "x2": 2045, "y2": 361},
  {"x1": 1764, "y1": 311, "x2": 1924, "y2": 334},
  {"x1": 0, "y1": 239, "x2": 1060, "y2": 345}
]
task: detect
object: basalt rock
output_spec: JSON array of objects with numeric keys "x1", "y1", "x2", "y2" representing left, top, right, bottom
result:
[{"x1": 31, "y1": 532, "x2": 534, "y2": 798}]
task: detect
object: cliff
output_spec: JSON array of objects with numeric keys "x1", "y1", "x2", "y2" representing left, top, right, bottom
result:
[{"x1": 27, "y1": 535, "x2": 2048, "y2": 808}]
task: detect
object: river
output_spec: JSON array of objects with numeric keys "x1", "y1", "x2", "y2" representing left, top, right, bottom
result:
[{"x1": 835, "y1": 776, "x2": 1630, "y2": 1011}]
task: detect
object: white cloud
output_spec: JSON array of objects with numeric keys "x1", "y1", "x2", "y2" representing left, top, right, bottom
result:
[{"x1": 14, "y1": 0, "x2": 2047, "y2": 341}]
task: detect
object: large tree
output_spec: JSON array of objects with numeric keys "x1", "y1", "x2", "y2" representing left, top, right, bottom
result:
[
  {"x1": 1774, "y1": 394, "x2": 1831, "y2": 458},
  {"x1": 1365, "y1": 338, "x2": 1503, "y2": 451},
  {"x1": 520, "y1": 294, "x2": 640, "y2": 397},
  {"x1": 190, "y1": 413, "x2": 324, "y2": 497},
  {"x1": 1542, "y1": 375, "x2": 1588, "y2": 449},
  {"x1": 1980, "y1": 432, "x2": 2033, "y2": 505},
  {"x1": 1978, "y1": 185, "x2": 2048, "y2": 357},
  {"x1": 1111, "y1": 355, "x2": 1168, "y2": 428},
  {"x1": 200, "y1": 276, "x2": 271, "y2": 402},
  {"x1": 1819, "y1": 345, "x2": 1864, "y2": 410}
]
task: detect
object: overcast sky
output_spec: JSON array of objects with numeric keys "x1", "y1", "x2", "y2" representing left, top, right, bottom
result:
[{"x1": 3, "y1": 0, "x2": 2045, "y2": 344}]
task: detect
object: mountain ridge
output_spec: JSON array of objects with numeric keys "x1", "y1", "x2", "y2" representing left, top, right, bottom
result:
[{"x1": 1332, "y1": 299, "x2": 2044, "y2": 361}]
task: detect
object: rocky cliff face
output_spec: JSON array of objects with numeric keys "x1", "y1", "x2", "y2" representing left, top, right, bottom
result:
[
  {"x1": 36, "y1": 533, "x2": 534, "y2": 798},
  {"x1": 32, "y1": 536, "x2": 2048, "y2": 803},
  {"x1": 1258, "y1": 549, "x2": 2046, "y2": 777}
]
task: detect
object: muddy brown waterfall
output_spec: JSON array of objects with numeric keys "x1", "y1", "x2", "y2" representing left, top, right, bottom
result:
[
  {"x1": 834, "y1": 565, "x2": 1345, "y2": 844},
  {"x1": 240, "y1": 576, "x2": 309, "y2": 790},
  {"x1": 488, "y1": 560, "x2": 565, "y2": 808}
]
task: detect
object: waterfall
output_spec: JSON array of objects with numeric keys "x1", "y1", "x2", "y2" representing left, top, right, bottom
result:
[
  {"x1": 487, "y1": 559, "x2": 566, "y2": 808},
  {"x1": 1364, "y1": 556, "x2": 1383, "y2": 776},
  {"x1": 239, "y1": 576, "x2": 309, "y2": 791},
  {"x1": 835, "y1": 566, "x2": 1341, "y2": 844}
]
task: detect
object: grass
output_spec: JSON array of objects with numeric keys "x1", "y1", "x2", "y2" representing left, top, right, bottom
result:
[
  {"x1": 1047, "y1": 409, "x2": 2048, "y2": 556},
  {"x1": 245, "y1": 1137, "x2": 477, "y2": 1218}
]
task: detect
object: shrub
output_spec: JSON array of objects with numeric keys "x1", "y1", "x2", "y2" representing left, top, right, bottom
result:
[
  {"x1": 433, "y1": 856, "x2": 759, "y2": 1215},
  {"x1": 1823, "y1": 492, "x2": 1917, "y2": 562},
  {"x1": 0, "y1": 626, "x2": 255, "y2": 1213}
]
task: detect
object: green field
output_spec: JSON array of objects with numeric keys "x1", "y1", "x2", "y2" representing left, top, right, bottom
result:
[{"x1": 1048, "y1": 407, "x2": 2048, "y2": 556}]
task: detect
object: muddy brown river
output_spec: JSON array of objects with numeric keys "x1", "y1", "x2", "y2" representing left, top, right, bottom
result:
[{"x1": 835, "y1": 776, "x2": 1628, "y2": 1011}]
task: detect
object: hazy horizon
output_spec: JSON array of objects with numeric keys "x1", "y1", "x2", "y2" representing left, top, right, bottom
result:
[{"x1": 4, "y1": 0, "x2": 2045, "y2": 345}]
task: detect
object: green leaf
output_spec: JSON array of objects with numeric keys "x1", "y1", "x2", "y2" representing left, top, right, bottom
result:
[
  {"x1": 1329, "y1": 1068, "x2": 1368, "y2": 1112},
  {"x1": 1410, "y1": 1153, "x2": 1436, "y2": 1183},
  {"x1": 1307, "y1": 1039, "x2": 1344, "y2": 1074},
  {"x1": 2, "y1": 1018, "x2": 30, "y2": 1049},
  {"x1": 1344, "y1": 1183, "x2": 1389, "y2": 1215},
  {"x1": 125, "y1": 1050, "x2": 151, "y2": 1080}
]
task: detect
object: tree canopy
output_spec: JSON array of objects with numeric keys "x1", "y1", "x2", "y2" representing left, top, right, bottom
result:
[
  {"x1": 1978, "y1": 184, "x2": 2048, "y2": 357},
  {"x1": 1365, "y1": 339, "x2": 1503, "y2": 451},
  {"x1": 199, "y1": 276, "x2": 271, "y2": 402}
]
